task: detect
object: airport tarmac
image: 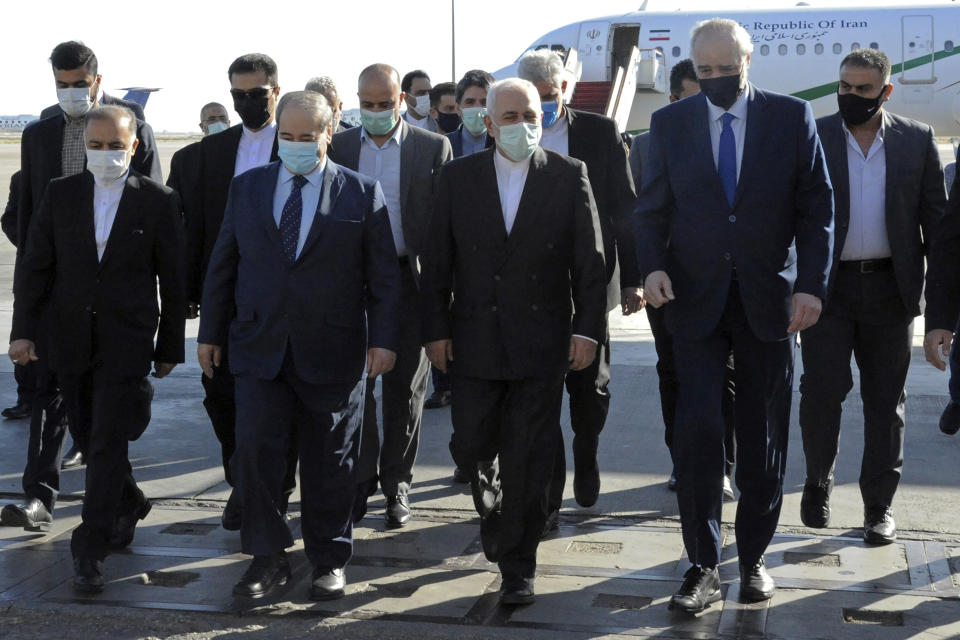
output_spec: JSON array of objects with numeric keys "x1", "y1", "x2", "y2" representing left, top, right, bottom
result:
[{"x1": 0, "y1": 139, "x2": 958, "y2": 638}]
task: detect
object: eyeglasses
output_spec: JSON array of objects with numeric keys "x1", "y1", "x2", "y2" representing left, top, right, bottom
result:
[{"x1": 230, "y1": 87, "x2": 272, "y2": 100}]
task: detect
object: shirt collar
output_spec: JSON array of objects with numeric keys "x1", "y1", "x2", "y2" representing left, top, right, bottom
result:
[
  {"x1": 841, "y1": 114, "x2": 886, "y2": 144},
  {"x1": 242, "y1": 120, "x2": 277, "y2": 141},
  {"x1": 493, "y1": 147, "x2": 532, "y2": 173},
  {"x1": 462, "y1": 127, "x2": 485, "y2": 143},
  {"x1": 360, "y1": 120, "x2": 403, "y2": 148},
  {"x1": 706, "y1": 84, "x2": 750, "y2": 123},
  {"x1": 278, "y1": 156, "x2": 327, "y2": 187},
  {"x1": 92, "y1": 170, "x2": 129, "y2": 190}
]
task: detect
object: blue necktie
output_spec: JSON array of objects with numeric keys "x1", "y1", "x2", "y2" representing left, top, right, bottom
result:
[
  {"x1": 279, "y1": 175, "x2": 307, "y2": 264},
  {"x1": 718, "y1": 112, "x2": 736, "y2": 207}
]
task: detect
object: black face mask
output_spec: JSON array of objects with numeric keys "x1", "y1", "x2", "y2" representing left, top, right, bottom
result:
[
  {"x1": 699, "y1": 74, "x2": 744, "y2": 110},
  {"x1": 837, "y1": 87, "x2": 887, "y2": 126},
  {"x1": 234, "y1": 96, "x2": 272, "y2": 130},
  {"x1": 437, "y1": 112, "x2": 462, "y2": 133}
]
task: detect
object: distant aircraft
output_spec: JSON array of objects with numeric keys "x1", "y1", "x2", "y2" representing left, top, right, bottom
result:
[{"x1": 118, "y1": 87, "x2": 161, "y2": 109}]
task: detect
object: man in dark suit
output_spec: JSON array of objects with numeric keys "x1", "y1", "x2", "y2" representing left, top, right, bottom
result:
[
  {"x1": 422, "y1": 78, "x2": 606, "y2": 604},
  {"x1": 515, "y1": 50, "x2": 642, "y2": 524},
  {"x1": 304, "y1": 76, "x2": 350, "y2": 133},
  {"x1": 190, "y1": 54, "x2": 285, "y2": 529},
  {"x1": 635, "y1": 19, "x2": 834, "y2": 612},
  {"x1": 9, "y1": 106, "x2": 185, "y2": 592},
  {"x1": 799, "y1": 49, "x2": 946, "y2": 545},
  {"x1": 198, "y1": 91, "x2": 401, "y2": 601},
  {"x1": 1, "y1": 172, "x2": 34, "y2": 422},
  {"x1": 328, "y1": 63, "x2": 453, "y2": 529},
  {"x1": 401, "y1": 70, "x2": 439, "y2": 133}
]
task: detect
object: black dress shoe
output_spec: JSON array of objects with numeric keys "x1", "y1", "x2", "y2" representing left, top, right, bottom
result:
[
  {"x1": 667, "y1": 469, "x2": 678, "y2": 491},
  {"x1": 452, "y1": 466, "x2": 470, "y2": 484},
  {"x1": 232, "y1": 553, "x2": 290, "y2": 598},
  {"x1": 73, "y1": 557, "x2": 105, "y2": 594},
  {"x1": 864, "y1": 506, "x2": 896, "y2": 545},
  {"x1": 222, "y1": 489, "x2": 241, "y2": 531},
  {"x1": 573, "y1": 460, "x2": 601, "y2": 508},
  {"x1": 385, "y1": 494, "x2": 410, "y2": 528},
  {"x1": 800, "y1": 481, "x2": 831, "y2": 528},
  {"x1": 541, "y1": 509, "x2": 559, "y2": 539},
  {"x1": 739, "y1": 557, "x2": 776, "y2": 602},
  {"x1": 1, "y1": 498, "x2": 53, "y2": 531},
  {"x1": 352, "y1": 477, "x2": 378, "y2": 524},
  {"x1": 500, "y1": 574, "x2": 535, "y2": 605},
  {"x1": 1, "y1": 402, "x2": 31, "y2": 420},
  {"x1": 669, "y1": 565, "x2": 721, "y2": 613},
  {"x1": 109, "y1": 500, "x2": 152, "y2": 549},
  {"x1": 310, "y1": 566, "x2": 346, "y2": 601},
  {"x1": 939, "y1": 401, "x2": 960, "y2": 435},
  {"x1": 424, "y1": 390, "x2": 452, "y2": 409},
  {"x1": 61, "y1": 445, "x2": 85, "y2": 469}
]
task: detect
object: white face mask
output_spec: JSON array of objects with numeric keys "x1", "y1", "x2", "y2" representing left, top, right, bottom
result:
[
  {"x1": 57, "y1": 87, "x2": 94, "y2": 118},
  {"x1": 412, "y1": 94, "x2": 431, "y2": 117},
  {"x1": 86, "y1": 148, "x2": 131, "y2": 183}
]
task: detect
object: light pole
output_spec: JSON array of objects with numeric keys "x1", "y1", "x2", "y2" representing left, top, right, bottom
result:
[{"x1": 451, "y1": 0, "x2": 456, "y2": 80}]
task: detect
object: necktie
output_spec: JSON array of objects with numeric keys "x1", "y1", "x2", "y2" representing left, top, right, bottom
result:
[
  {"x1": 718, "y1": 112, "x2": 736, "y2": 207},
  {"x1": 279, "y1": 175, "x2": 307, "y2": 263}
]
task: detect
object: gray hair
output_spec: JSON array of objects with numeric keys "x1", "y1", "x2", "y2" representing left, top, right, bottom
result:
[
  {"x1": 517, "y1": 49, "x2": 566, "y2": 88},
  {"x1": 486, "y1": 78, "x2": 541, "y2": 123},
  {"x1": 304, "y1": 76, "x2": 339, "y2": 105},
  {"x1": 276, "y1": 90, "x2": 333, "y2": 131},
  {"x1": 83, "y1": 105, "x2": 137, "y2": 140},
  {"x1": 690, "y1": 18, "x2": 754, "y2": 64}
]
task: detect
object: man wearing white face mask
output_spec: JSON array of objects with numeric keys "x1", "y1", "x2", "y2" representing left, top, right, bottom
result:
[
  {"x1": 10, "y1": 105, "x2": 185, "y2": 593},
  {"x1": 401, "y1": 69, "x2": 439, "y2": 133},
  {"x1": 421, "y1": 77, "x2": 606, "y2": 605}
]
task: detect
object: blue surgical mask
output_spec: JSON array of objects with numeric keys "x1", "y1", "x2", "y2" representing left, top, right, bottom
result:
[
  {"x1": 361, "y1": 108, "x2": 398, "y2": 136},
  {"x1": 205, "y1": 121, "x2": 229, "y2": 136},
  {"x1": 495, "y1": 121, "x2": 541, "y2": 162},
  {"x1": 461, "y1": 107, "x2": 487, "y2": 136},
  {"x1": 277, "y1": 139, "x2": 321, "y2": 175},
  {"x1": 541, "y1": 101, "x2": 561, "y2": 128}
]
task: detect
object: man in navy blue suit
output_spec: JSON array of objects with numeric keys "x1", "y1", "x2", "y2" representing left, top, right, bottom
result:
[
  {"x1": 197, "y1": 91, "x2": 401, "y2": 601},
  {"x1": 635, "y1": 18, "x2": 834, "y2": 612}
]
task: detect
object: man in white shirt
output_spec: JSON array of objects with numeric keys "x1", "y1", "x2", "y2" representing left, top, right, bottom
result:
[{"x1": 401, "y1": 69, "x2": 438, "y2": 133}]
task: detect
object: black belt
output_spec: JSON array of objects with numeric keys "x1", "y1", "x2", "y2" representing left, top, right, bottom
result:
[{"x1": 838, "y1": 258, "x2": 893, "y2": 273}]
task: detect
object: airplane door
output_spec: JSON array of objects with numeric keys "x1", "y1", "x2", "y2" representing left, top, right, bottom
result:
[
  {"x1": 901, "y1": 15, "x2": 936, "y2": 84},
  {"x1": 578, "y1": 22, "x2": 611, "y2": 80}
]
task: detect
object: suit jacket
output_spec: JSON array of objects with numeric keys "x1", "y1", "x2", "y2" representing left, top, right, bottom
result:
[
  {"x1": 11, "y1": 170, "x2": 185, "y2": 377},
  {"x1": 189, "y1": 123, "x2": 279, "y2": 302},
  {"x1": 17, "y1": 113, "x2": 163, "y2": 254},
  {"x1": 924, "y1": 151, "x2": 960, "y2": 331},
  {"x1": 328, "y1": 120, "x2": 453, "y2": 280},
  {"x1": 818, "y1": 111, "x2": 945, "y2": 318},
  {"x1": 634, "y1": 85, "x2": 835, "y2": 342},
  {"x1": 40, "y1": 93, "x2": 146, "y2": 121},
  {"x1": 421, "y1": 147, "x2": 607, "y2": 379},
  {"x1": 197, "y1": 160, "x2": 402, "y2": 386},
  {"x1": 2, "y1": 171, "x2": 19, "y2": 246},
  {"x1": 628, "y1": 131, "x2": 650, "y2": 191},
  {"x1": 166, "y1": 139, "x2": 200, "y2": 235},
  {"x1": 565, "y1": 107, "x2": 641, "y2": 310},
  {"x1": 445, "y1": 126, "x2": 493, "y2": 158},
  {"x1": 403, "y1": 112, "x2": 439, "y2": 133}
]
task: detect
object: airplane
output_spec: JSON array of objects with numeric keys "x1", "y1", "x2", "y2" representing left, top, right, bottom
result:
[
  {"x1": 118, "y1": 87, "x2": 161, "y2": 109},
  {"x1": 494, "y1": 2, "x2": 960, "y2": 135}
]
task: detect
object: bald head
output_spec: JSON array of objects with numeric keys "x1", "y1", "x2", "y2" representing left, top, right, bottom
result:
[
  {"x1": 358, "y1": 63, "x2": 400, "y2": 89},
  {"x1": 358, "y1": 63, "x2": 403, "y2": 135}
]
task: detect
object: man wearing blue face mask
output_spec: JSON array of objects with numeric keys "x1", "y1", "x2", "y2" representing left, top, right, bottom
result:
[{"x1": 421, "y1": 77, "x2": 606, "y2": 605}]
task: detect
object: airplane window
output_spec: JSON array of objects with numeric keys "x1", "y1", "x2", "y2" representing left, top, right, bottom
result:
[
  {"x1": 797, "y1": 44, "x2": 806, "y2": 55},
  {"x1": 851, "y1": 42, "x2": 861, "y2": 51},
  {"x1": 551, "y1": 44, "x2": 565, "y2": 52},
  {"x1": 778, "y1": 44, "x2": 788, "y2": 56},
  {"x1": 815, "y1": 43, "x2": 824, "y2": 54},
  {"x1": 946, "y1": 40, "x2": 955, "y2": 52},
  {"x1": 869, "y1": 42, "x2": 878, "y2": 49},
  {"x1": 833, "y1": 43, "x2": 842, "y2": 54},
  {"x1": 672, "y1": 46, "x2": 681, "y2": 57},
  {"x1": 535, "y1": 44, "x2": 548, "y2": 50},
  {"x1": 761, "y1": 44, "x2": 770, "y2": 56}
]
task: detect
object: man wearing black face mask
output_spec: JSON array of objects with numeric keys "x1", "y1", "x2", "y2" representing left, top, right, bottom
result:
[
  {"x1": 798, "y1": 48, "x2": 946, "y2": 546},
  {"x1": 430, "y1": 82, "x2": 460, "y2": 135}
]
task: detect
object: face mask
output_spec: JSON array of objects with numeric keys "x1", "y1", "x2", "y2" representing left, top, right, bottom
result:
[
  {"x1": 86, "y1": 148, "x2": 130, "y2": 183},
  {"x1": 461, "y1": 107, "x2": 487, "y2": 136},
  {"x1": 411, "y1": 94, "x2": 431, "y2": 117},
  {"x1": 278, "y1": 139, "x2": 321, "y2": 175},
  {"x1": 57, "y1": 87, "x2": 94, "y2": 118},
  {"x1": 541, "y1": 101, "x2": 561, "y2": 128},
  {"x1": 495, "y1": 121, "x2": 541, "y2": 162},
  {"x1": 837, "y1": 87, "x2": 888, "y2": 126},
  {"x1": 205, "y1": 121, "x2": 229, "y2": 136},
  {"x1": 361, "y1": 108, "x2": 398, "y2": 136},
  {"x1": 234, "y1": 95, "x2": 272, "y2": 130},
  {"x1": 699, "y1": 74, "x2": 743, "y2": 110},
  {"x1": 437, "y1": 112, "x2": 462, "y2": 133}
]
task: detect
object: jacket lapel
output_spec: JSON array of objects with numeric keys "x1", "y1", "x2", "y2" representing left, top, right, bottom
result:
[
  {"x1": 824, "y1": 113, "x2": 850, "y2": 240},
  {"x1": 399, "y1": 120, "x2": 414, "y2": 214},
  {"x1": 882, "y1": 110, "x2": 902, "y2": 243},
  {"x1": 501, "y1": 147, "x2": 549, "y2": 264},
  {"x1": 42, "y1": 118, "x2": 66, "y2": 182},
  {"x1": 689, "y1": 96, "x2": 727, "y2": 208},
  {"x1": 565, "y1": 108, "x2": 582, "y2": 159},
  {"x1": 732, "y1": 85, "x2": 766, "y2": 209},
  {"x1": 76, "y1": 173, "x2": 99, "y2": 268},
  {"x1": 473, "y1": 148, "x2": 506, "y2": 245},
  {"x1": 98, "y1": 174, "x2": 140, "y2": 271},
  {"x1": 259, "y1": 162, "x2": 283, "y2": 245},
  {"x1": 297, "y1": 160, "x2": 343, "y2": 261}
]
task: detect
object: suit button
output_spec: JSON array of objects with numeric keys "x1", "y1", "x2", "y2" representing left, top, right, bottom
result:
[
  {"x1": 531, "y1": 304, "x2": 538, "y2": 311},
  {"x1": 491, "y1": 305, "x2": 497, "y2": 312},
  {"x1": 84, "y1": 305, "x2": 92, "y2": 312},
  {"x1": 531, "y1": 274, "x2": 537, "y2": 281},
  {"x1": 494, "y1": 275, "x2": 501, "y2": 281},
  {"x1": 547, "y1": 243, "x2": 554, "y2": 249},
  {"x1": 728, "y1": 215, "x2": 736, "y2": 223},
  {"x1": 723, "y1": 253, "x2": 731, "y2": 261}
]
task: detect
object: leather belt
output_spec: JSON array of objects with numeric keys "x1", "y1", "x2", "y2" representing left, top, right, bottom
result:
[{"x1": 838, "y1": 258, "x2": 893, "y2": 273}]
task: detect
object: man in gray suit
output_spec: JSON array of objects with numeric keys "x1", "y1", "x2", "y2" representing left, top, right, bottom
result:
[
  {"x1": 798, "y1": 49, "x2": 946, "y2": 544},
  {"x1": 328, "y1": 63, "x2": 453, "y2": 529}
]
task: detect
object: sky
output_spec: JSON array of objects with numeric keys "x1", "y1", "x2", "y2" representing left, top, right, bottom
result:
[{"x1": 0, "y1": 0, "x2": 946, "y2": 132}]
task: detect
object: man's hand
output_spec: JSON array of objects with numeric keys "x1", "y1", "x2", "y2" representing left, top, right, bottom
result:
[
  {"x1": 197, "y1": 343, "x2": 222, "y2": 379},
  {"x1": 367, "y1": 347, "x2": 397, "y2": 377},
  {"x1": 621, "y1": 287, "x2": 645, "y2": 316},
  {"x1": 788, "y1": 293, "x2": 822, "y2": 333},
  {"x1": 425, "y1": 339, "x2": 453, "y2": 373},
  {"x1": 643, "y1": 271, "x2": 675, "y2": 308},
  {"x1": 924, "y1": 329, "x2": 953, "y2": 371},
  {"x1": 186, "y1": 302, "x2": 199, "y2": 320},
  {"x1": 569, "y1": 336, "x2": 596, "y2": 371},
  {"x1": 152, "y1": 362, "x2": 176, "y2": 378},
  {"x1": 8, "y1": 339, "x2": 38, "y2": 366}
]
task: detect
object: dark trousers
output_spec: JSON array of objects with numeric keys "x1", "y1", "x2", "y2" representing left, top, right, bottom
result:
[
  {"x1": 431, "y1": 366, "x2": 451, "y2": 394},
  {"x1": 451, "y1": 371, "x2": 565, "y2": 579},
  {"x1": 547, "y1": 326, "x2": 611, "y2": 512},
  {"x1": 799, "y1": 268, "x2": 911, "y2": 508},
  {"x1": 948, "y1": 314, "x2": 960, "y2": 402},
  {"x1": 672, "y1": 283, "x2": 794, "y2": 569},
  {"x1": 233, "y1": 353, "x2": 361, "y2": 570},
  {"x1": 62, "y1": 368, "x2": 149, "y2": 561},
  {"x1": 14, "y1": 361, "x2": 37, "y2": 406},
  {"x1": 359, "y1": 268, "x2": 429, "y2": 496},
  {"x1": 647, "y1": 304, "x2": 736, "y2": 475}
]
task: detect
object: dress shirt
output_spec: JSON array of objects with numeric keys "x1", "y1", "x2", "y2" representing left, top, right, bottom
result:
[
  {"x1": 61, "y1": 114, "x2": 86, "y2": 177},
  {"x1": 460, "y1": 128, "x2": 488, "y2": 157},
  {"x1": 404, "y1": 111, "x2": 429, "y2": 130},
  {"x1": 539, "y1": 110, "x2": 570, "y2": 156},
  {"x1": 234, "y1": 121, "x2": 277, "y2": 177},
  {"x1": 359, "y1": 124, "x2": 405, "y2": 256},
  {"x1": 492, "y1": 148, "x2": 530, "y2": 235},
  {"x1": 840, "y1": 120, "x2": 890, "y2": 261},
  {"x1": 92, "y1": 170, "x2": 128, "y2": 260},
  {"x1": 706, "y1": 87, "x2": 749, "y2": 181},
  {"x1": 272, "y1": 158, "x2": 327, "y2": 260}
]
